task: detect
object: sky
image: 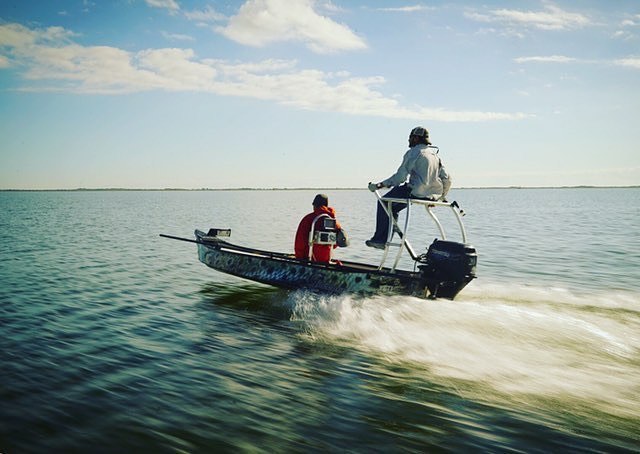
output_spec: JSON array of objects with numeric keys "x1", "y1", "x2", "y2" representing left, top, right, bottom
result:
[{"x1": 0, "y1": 0, "x2": 639, "y2": 189}]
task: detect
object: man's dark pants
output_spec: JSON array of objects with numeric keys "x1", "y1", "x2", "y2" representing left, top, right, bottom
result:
[{"x1": 371, "y1": 184, "x2": 413, "y2": 242}]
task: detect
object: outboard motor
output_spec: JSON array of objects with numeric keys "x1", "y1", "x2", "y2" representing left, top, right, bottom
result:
[{"x1": 419, "y1": 239, "x2": 477, "y2": 299}]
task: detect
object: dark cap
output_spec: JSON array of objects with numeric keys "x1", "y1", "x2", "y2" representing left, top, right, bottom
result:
[
  {"x1": 312, "y1": 193, "x2": 329, "y2": 207},
  {"x1": 410, "y1": 126, "x2": 431, "y2": 144}
]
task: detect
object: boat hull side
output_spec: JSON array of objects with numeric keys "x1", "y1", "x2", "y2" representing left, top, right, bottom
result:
[{"x1": 197, "y1": 243, "x2": 427, "y2": 297}]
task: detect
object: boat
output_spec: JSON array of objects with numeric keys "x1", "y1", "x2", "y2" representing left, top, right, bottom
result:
[{"x1": 161, "y1": 191, "x2": 477, "y2": 299}]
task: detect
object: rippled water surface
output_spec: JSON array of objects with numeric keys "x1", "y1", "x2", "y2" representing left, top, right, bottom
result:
[{"x1": 1, "y1": 188, "x2": 638, "y2": 452}]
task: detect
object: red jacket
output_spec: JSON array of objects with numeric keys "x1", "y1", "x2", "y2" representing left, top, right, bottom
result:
[{"x1": 294, "y1": 206, "x2": 341, "y2": 263}]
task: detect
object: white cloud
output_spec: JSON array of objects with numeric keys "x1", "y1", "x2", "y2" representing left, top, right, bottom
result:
[
  {"x1": 145, "y1": 0, "x2": 180, "y2": 12},
  {"x1": 515, "y1": 54, "x2": 640, "y2": 70},
  {"x1": 612, "y1": 30, "x2": 634, "y2": 40},
  {"x1": 376, "y1": 5, "x2": 431, "y2": 13},
  {"x1": 202, "y1": 58, "x2": 298, "y2": 75},
  {"x1": 620, "y1": 14, "x2": 640, "y2": 27},
  {"x1": 466, "y1": 2, "x2": 591, "y2": 31},
  {"x1": 515, "y1": 55, "x2": 577, "y2": 64},
  {"x1": 0, "y1": 22, "x2": 526, "y2": 121},
  {"x1": 615, "y1": 14, "x2": 640, "y2": 40},
  {"x1": 162, "y1": 31, "x2": 195, "y2": 42},
  {"x1": 0, "y1": 23, "x2": 76, "y2": 48},
  {"x1": 216, "y1": 0, "x2": 367, "y2": 54},
  {"x1": 316, "y1": 1, "x2": 343, "y2": 14},
  {"x1": 184, "y1": 5, "x2": 226, "y2": 23},
  {"x1": 0, "y1": 54, "x2": 10, "y2": 68},
  {"x1": 614, "y1": 57, "x2": 640, "y2": 69}
]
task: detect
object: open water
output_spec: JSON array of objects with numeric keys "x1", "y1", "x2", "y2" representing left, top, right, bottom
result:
[{"x1": 1, "y1": 188, "x2": 638, "y2": 453}]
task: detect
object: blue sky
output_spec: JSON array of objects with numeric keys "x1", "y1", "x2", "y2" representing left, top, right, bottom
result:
[{"x1": 1, "y1": 0, "x2": 638, "y2": 189}]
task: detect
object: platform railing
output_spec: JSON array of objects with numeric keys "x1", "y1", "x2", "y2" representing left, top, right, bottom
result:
[{"x1": 374, "y1": 190, "x2": 467, "y2": 271}]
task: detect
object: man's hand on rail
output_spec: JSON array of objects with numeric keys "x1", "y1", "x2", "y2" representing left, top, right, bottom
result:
[{"x1": 368, "y1": 182, "x2": 384, "y2": 192}]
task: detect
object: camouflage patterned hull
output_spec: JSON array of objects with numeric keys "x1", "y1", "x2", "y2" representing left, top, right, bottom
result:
[{"x1": 194, "y1": 230, "x2": 475, "y2": 299}]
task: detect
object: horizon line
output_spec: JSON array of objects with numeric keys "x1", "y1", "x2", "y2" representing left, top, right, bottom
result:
[{"x1": 1, "y1": 185, "x2": 639, "y2": 192}]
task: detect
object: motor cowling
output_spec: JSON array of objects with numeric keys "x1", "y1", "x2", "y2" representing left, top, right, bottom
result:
[{"x1": 419, "y1": 239, "x2": 477, "y2": 299}]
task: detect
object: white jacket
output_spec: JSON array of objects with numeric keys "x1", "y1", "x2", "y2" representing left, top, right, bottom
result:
[{"x1": 382, "y1": 144, "x2": 451, "y2": 199}]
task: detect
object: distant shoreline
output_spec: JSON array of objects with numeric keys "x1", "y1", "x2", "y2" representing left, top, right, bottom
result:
[{"x1": 1, "y1": 186, "x2": 638, "y2": 192}]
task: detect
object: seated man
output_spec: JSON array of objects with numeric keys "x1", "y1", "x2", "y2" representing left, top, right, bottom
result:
[
  {"x1": 366, "y1": 126, "x2": 451, "y2": 249},
  {"x1": 294, "y1": 194, "x2": 341, "y2": 263}
]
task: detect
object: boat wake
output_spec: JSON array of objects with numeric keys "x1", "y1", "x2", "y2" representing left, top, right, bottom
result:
[{"x1": 289, "y1": 282, "x2": 640, "y2": 436}]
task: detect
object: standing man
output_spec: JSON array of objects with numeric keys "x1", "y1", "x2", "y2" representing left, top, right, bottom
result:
[{"x1": 366, "y1": 126, "x2": 451, "y2": 249}]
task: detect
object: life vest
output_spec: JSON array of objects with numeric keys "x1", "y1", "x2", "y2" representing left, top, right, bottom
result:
[{"x1": 307, "y1": 213, "x2": 337, "y2": 261}]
